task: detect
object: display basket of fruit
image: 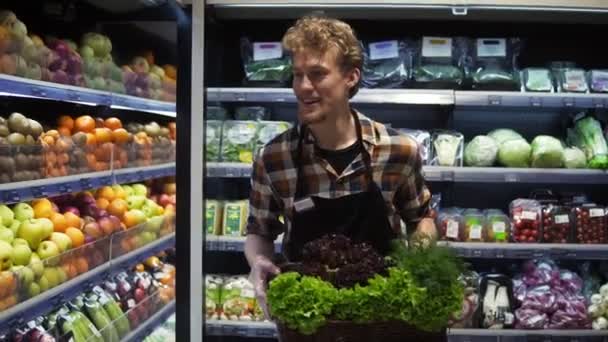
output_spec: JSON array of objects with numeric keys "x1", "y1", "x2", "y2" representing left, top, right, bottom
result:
[{"x1": 267, "y1": 234, "x2": 462, "y2": 342}]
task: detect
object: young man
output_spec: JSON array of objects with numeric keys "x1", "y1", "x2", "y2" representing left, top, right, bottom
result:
[{"x1": 244, "y1": 16, "x2": 436, "y2": 317}]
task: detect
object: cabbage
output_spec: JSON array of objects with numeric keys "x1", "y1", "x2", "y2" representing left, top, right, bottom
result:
[
  {"x1": 563, "y1": 147, "x2": 587, "y2": 169},
  {"x1": 531, "y1": 135, "x2": 564, "y2": 168},
  {"x1": 498, "y1": 139, "x2": 531, "y2": 167},
  {"x1": 488, "y1": 129, "x2": 524, "y2": 145},
  {"x1": 464, "y1": 135, "x2": 498, "y2": 167}
]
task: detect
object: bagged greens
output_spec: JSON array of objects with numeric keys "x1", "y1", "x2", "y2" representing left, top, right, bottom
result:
[
  {"x1": 205, "y1": 120, "x2": 223, "y2": 162},
  {"x1": 563, "y1": 147, "x2": 587, "y2": 169},
  {"x1": 498, "y1": 139, "x2": 532, "y2": 168},
  {"x1": 551, "y1": 62, "x2": 589, "y2": 93},
  {"x1": 471, "y1": 38, "x2": 521, "y2": 90},
  {"x1": 432, "y1": 131, "x2": 464, "y2": 166},
  {"x1": 220, "y1": 121, "x2": 258, "y2": 163},
  {"x1": 530, "y1": 135, "x2": 564, "y2": 168},
  {"x1": 235, "y1": 106, "x2": 270, "y2": 121},
  {"x1": 240, "y1": 38, "x2": 291, "y2": 85},
  {"x1": 413, "y1": 37, "x2": 471, "y2": 87},
  {"x1": 567, "y1": 115, "x2": 608, "y2": 169},
  {"x1": 361, "y1": 40, "x2": 413, "y2": 88},
  {"x1": 588, "y1": 70, "x2": 608, "y2": 93},
  {"x1": 523, "y1": 68, "x2": 553, "y2": 92},
  {"x1": 255, "y1": 121, "x2": 291, "y2": 155},
  {"x1": 464, "y1": 135, "x2": 498, "y2": 167}
]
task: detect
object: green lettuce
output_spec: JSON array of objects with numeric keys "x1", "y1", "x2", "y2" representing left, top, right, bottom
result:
[
  {"x1": 531, "y1": 135, "x2": 564, "y2": 168},
  {"x1": 567, "y1": 116, "x2": 608, "y2": 169}
]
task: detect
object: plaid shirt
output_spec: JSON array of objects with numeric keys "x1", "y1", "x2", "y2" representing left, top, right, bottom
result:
[{"x1": 246, "y1": 111, "x2": 431, "y2": 242}]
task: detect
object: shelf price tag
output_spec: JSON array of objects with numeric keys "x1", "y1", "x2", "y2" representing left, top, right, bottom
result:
[
  {"x1": 58, "y1": 183, "x2": 72, "y2": 194},
  {"x1": 31, "y1": 186, "x2": 47, "y2": 198},
  {"x1": 529, "y1": 96, "x2": 543, "y2": 107},
  {"x1": 30, "y1": 86, "x2": 47, "y2": 98},
  {"x1": 79, "y1": 178, "x2": 92, "y2": 190},
  {"x1": 505, "y1": 173, "x2": 519, "y2": 182},
  {"x1": 3, "y1": 190, "x2": 19, "y2": 203},
  {"x1": 562, "y1": 97, "x2": 575, "y2": 107},
  {"x1": 440, "y1": 171, "x2": 455, "y2": 182},
  {"x1": 488, "y1": 95, "x2": 502, "y2": 106},
  {"x1": 592, "y1": 98, "x2": 605, "y2": 108},
  {"x1": 66, "y1": 90, "x2": 81, "y2": 102}
]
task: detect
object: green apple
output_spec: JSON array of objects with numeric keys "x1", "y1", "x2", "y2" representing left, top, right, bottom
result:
[
  {"x1": 12, "y1": 203, "x2": 34, "y2": 222},
  {"x1": 122, "y1": 185, "x2": 134, "y2": 197},
  {"x1": 132, "y1": 184, "x2": 148, "y2": 197},
  {"x1": 37, "y1": 218, "x2": 53, "y2": 240},
  {"x1": 42, "y1": 267, "x2": 60, "y2": 287},
  {"x1": 12, "y1": 265, "x2": 34, "y2": 285},
  {"x1": 57, "y1": 267, "x2": 68, "y2": 283},
  {"x1": 0, "y1": 205, "x2": 14, "y2": 227},
  {"x1": 145, "y1": 215, "x2": 164, "y2": 234},
  {"x1": 11, "y1": 242, "x2": 31, "y2": 266},
  {"x1": 29, "y1": 252, "x2": 43, "y2": 277},
  {"x1": 0, "y1": 240, "x2": 13, "y2": 271},
  {"x1": 0, "y1": 226, "x2": 14, "y2": 244},
  {"x1": 50, "y1": 232, "x2": 72, "y2": 253},
  {"x1": 37, "y1": 241, "x2": 60, "y2": 261},
  {"x1": 9, "y1": 220, "x2": 20, "y2": 236},
  {"x1": 18, "y1": 219, "x2": 46, "y2": 250},
  {"x1": 12, "y1": 238, "x2": 28, "y2": 247},
  {"x1": 28, "y1": 282, "x2": 40, "y2": 297},
  {"x1": 139, "y1": 231, "x2": 157, "y2": 245},
  {"x1": 38, "y1": 275, "x2": 50, "y2": 292},
  {"x1": 126, "y1": 195, "x2": 146, "y2": 210}
]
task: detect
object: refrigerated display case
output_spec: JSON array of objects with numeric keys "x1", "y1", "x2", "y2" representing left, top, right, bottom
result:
[
  {"x1": 199, "y1": 1, "x2": 608, "y2": 341},
  {"x1": 0, "y1": 1, "x2": 182, "y2": 341}
]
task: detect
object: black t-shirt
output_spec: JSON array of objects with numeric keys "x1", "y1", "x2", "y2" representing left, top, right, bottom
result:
[{"x1": 315, "y1": 140, "x2": 361, "y2": 175}]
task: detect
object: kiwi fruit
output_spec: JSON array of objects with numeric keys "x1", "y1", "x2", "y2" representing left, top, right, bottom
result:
[
  {"x1": 7, "y1": 132, "x2": 25, "y2": 145},
  {"x1": 8, "y1": 112, "x2": 29, "y2": 134},
  {"x1": 15, "y1": 154, "x2": 29, "y2": 170},
  {"x1": 28, "y1": 119, "x2": 43, "y2": 138},
  {"x1": 72, "y1": 132, "x2": 87, "y2": 147}
]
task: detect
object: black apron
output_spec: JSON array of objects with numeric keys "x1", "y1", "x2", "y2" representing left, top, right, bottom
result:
[{"x1": 284, "y1": 113, "x2": 397, "y2": 261}]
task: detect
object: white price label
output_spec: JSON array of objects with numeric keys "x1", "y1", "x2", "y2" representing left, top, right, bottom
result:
[
  {"x1": 590, "y1": 208, "x2": 605, "y2": 218},
  {"x1": 446, "y1": 220, "x2": 459, "y2": 239},
  {"x1": 522, "y1": 211, "x2": 537, "y2": 220},
  {"x1": 241, "y1": 288, "x2": 255, "y2": 298},
  {"x1": 253, "y1": 42, "x2": 283, "y2": 61},
  {"x1": 493, "y1": 222, "x2": 506, "y2": 233},
  {"x1": 554, "y1": 215, "x2": 570, "y2": 224},
  {"x1": 477, "y1": 38, "x2": 507, "y2": 57},
  {"x1": 422, "y1": 37, "x2": 452, "y2": 58},
  {"x1": 369, "y1": 40, "x2": 399, "y2": 60},
  {"x1": 470, "y1": 225, "x2": 482, "y2": 240},
  {"x1": 127, "y1": 299, "x2": 136, "y2": 309}
]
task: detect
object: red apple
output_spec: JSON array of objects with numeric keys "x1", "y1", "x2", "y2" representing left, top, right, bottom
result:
[
  {"x1": 83, "y1": 222, "x2": 103, "y2": 239},
  {"x1": 63, "y1": 206, "x2": 80, "y2": 217},
  {"x1": 98, "y1": 217, "x2": 114, "y2": 236},
  {"x1": 158, "y1": 194, "x2": 171, "y2": 207}
]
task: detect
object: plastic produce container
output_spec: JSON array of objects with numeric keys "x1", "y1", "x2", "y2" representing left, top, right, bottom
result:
[
  {"x1": 541, "y1": 204, "x2": 572, "y2": 243},
  {"x1": 437, "y1": 209, "x2": 464, "y2": 242},
  {"x1": 483, "y1": 209, "x2": 511, "y2": 243},
  {"x1": 510, "y1": 199, "x2": 542, "y2": 243},
  {"x1": 463, "y1": 209, "x2": 486, "y2": 242},
  {"x1": 205, "y1": 120, "x2": 223, "y2": 162},
  {"x1": 572, "y1": 205, "x2": 607, "y2": 244},
  {"x1": 220, "y1": 121, "x2": 258, "y2": 164}
]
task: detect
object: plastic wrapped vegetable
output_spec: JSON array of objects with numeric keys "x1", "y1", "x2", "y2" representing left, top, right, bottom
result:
[
  {"x1": 221, "y1": 276, "x2": 256, "y2": 321},
  {"x1": 220, "y1": 121, "x2": 258, "y2": 163},
  {"x1": 567, "y1": 116, "x2": 608, "y2": 169},
  {"x1": 588, "y1": 70, "x2": 608, "y2": 93},
  {"x1": 361, "y1": 40, "x2": 412, "y2": 89},
  {"x1": 471, "y1": 38, "x2": 521, "y2": 90},
  {"x1": 240, "y1": 38, "x2": 291, "y2": 85},
  {"x1": 484, "y1": 209, "x2": 511, "y2": 243},
  {"x1": 207, "y1": 106, "x2": 229, "y2": 120},
  {"x1": 542, "y1": 204, "x2": 572, "y2": 243},
  {"x1": 398, "y1": 129, "x2": 431, "y2": 165},
  {"x1": 510, "y1": 199, "x2": 542, "y2": 243},
  {"x1": 205, "y1": 120, "x2": 223, "y2": 162},
  {"x1": 205, "y1": 200, "x2": 223, "y2": 235},
  {"x1": 523, "y1": 68, "x2": 553, "y2": 92},
  {"x1": 463, "y1": 209, "x2": 486, "y2": 242},
  {"x1": 498, "y1": 139, "x2": 532, "y2": 168},
  {"x1": 464, "y1": 135, "x2": 498, "y2": 167},
  {"x1": 479, "y1": 275, "x2": 515, "y2": 329},
  {"x1": 432, "y1": 131, "x2": 464, "y2": 166},
  {"x1": 235, "y1": 106, "x2": 270, "y2": 121},
  {"x1": 531, "y1": 135, "x2": 564, "y2": 168},
  {"x1": 488, "y1": 128, "x2": 524, "y2": 145},
  {"x1": 572, "y1": 205, "x2": 607, "y2": 244},
  {"x1": 449, "y1": 271, "x2": 480, "y2": 328},
  {"x1": 555, "y1": 68, "x2": 589, "y2": 93},
  {"x1": 205, "y1": 275, "x2": 224, "y2": 319},
  {"x1": 437, "y1": 209, "x2": 464, "y2": 242},
  {"x1": 515, "y1": 308, "x2": 548, "y2": 329},
  {"x1": 413, "y1": 37, "x2": 471, "y2": 87},
  {"x1": 562, "y1": 147, "x2": 587, "y2": 169},
  {"x1": 255, "y1": 121, "x2": 291, "y2": 156}
]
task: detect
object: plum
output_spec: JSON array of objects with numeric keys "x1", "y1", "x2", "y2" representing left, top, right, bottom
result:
[
  {"x1": 66, "y1": 53, "x2": 82, "y2": 75},
  {"x1": 69, "y1": 74, "x2": 85, "y2": 87},
  {"x1": 135, "y1": 74, "x2": 150, "y2": 89},
  {"x1": 51, "y1": 70, "x2": 69, "y2": 84}
]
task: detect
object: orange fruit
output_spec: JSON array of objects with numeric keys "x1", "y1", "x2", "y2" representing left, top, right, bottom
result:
[
  {"x1": 96, "y1": 197, "x2": 110, "y2": 210},
  {"x1": 123, "y1": 210, "x2": 145, "y2": 228},
  {"x1": 74, "y1": 115, "x2": 95, "y2": 133},
  {"x1": 58, "y1": 115, "x2": 74, "y2": 130},
  {"x1": 94, "y1": 128, "x2": 113, "y2": 144},
  {"x1": 112, "y1": 186, "x2": 126, "y2": 200},
  {"x1": 96, "y1": 186, "x2": 115, "y2": 201},
  {"x1": 42, "y1": 135, "x2": 55, "y2": 146},
  {"x1": 64, "y1": 212, "x2": 83, "y2": 230},
  {"x1": 163, "y1": 64, "x2": 177, "y2": 79},
  {"x1": 104, "y1": 117, "x2": 122, "y2": 130},
  {"x1": 85, "y1": 133, "x2": 97, "y2": 146},
  {"x1": 50, "y1": 212, "x2": 67, "y2": 233},
  {"x1": 33, "y1": 199, "x2": 54, "y2": 218},
  {"x1": 107, "y1": 199, "x2": 128, "y2": 217},
  {"x1": 74, "y1": 257, "x2": 89, "y2": 274},
  {"x1": 65, "y1": 227, "x2": 85, "y2": 248},
  {"x1": 58, "y1": 126, "x2": 71, "y2": 137},
  {"x1": 135, "y1": 264, "x2": 145, "y2": 272},
  {"x1": 112, "y1": 128, "x2": 130, "y2": 144},
  {"x1": 94, "y1": 143, "x2": 112, "y2": 162},
  {"x1": 58, "y1": 153, "x2": 69, "y2": 165},
  {"x1": 45, "y1": 130, "x2": 60, "y2": 139},
  {"x1": 86, "y1": 153, "x2": 97, "y2": 170}
]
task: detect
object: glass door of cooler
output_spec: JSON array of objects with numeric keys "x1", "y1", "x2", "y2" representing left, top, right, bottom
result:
[{"x1": 0, "y1": 1, "x2": 184, "y2": 341}]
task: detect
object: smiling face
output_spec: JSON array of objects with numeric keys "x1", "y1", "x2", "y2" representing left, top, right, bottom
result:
[{"x1": 292, "y1": 48, "x2": 360, "y2": 125}]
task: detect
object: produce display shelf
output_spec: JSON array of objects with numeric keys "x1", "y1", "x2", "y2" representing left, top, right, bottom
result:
[
  {"x1": 206, "y1": 87, "x2": 454, "y2": 105},
  {"x1": 122, "y1": 300, "x2": 176, "y2": 342},
  {"x1": 0, "y1": 74, "x2": 176, "y2": 116},
  {"x1": 0, "y1": 232, "x2": 175, "y2": 329},
  {"x1": 206, "y1": 87, "x2": 608, "y2": 109},
  {"x1": 205, "y1": 319, "x2": 277, "y2": 338},
  {"x1": 440, "y1": 242, "x2": 608, "y2": 260},
  {"x1": 207, "y1": 163, "x2": 607, "y2": 184},
  {"x1": 206, "y1": 236, "x2": 281, "y2": 253},
  {"x1": 0, "y1": 163, "x2": 175, "y2": 204},
  {"x1": 448, "y1": 328, "x2": 608, "y2": 342}
]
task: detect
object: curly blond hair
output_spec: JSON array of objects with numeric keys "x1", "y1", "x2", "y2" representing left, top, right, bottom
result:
[{"x1": 282, "y1": 16, "x2": 363, "y2": 97}]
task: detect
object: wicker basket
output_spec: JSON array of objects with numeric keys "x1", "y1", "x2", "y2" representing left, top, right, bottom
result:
[{"x1": 276, "y1": 320, "x2": 446, "y2": 342}]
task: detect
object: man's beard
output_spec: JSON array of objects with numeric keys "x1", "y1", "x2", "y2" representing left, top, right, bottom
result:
[{"x1": 298, "y1": 107, "x2": 326, "y2": 125}]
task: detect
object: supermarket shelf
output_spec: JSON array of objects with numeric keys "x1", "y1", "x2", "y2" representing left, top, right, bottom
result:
[
  {"x1": 206, "y1": 87, "x2": 454, "y2": 105},
  {"x1": 0, "y1": 163, "x2": 175, "y2": 204},
  {"x1": 205, "y1": 319, "x2": 277, "y2": 338},
  {"x1": 448, "y1": 328, "x2": 608, "y2": 341},
  {"x1": 455, "y1": 90, "x2": 608, "y2": 108},
  {"x1": 0, "y1": 233, "x2": 175, "y2": 328},
  {"x1": 0, "y1": 74, "x2": 176, "y2": 116},
  {"x1": 440, "y1": 242, "x2": 608, "y2": 260},
  {"x1": 206, "y1": 236, "x2": 282, "y2": 253},
  {"x1": 207, "y1": 163, "x2": 608, "y2": 184},
  {"x1": 122, "y1": 300, "x2": 176, "y2": 342}
]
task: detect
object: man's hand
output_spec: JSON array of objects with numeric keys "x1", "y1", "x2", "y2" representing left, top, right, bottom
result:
[
  {"x1": 410, "y1": 218, "x2": 437, "y2": 249},
  {"x1": 249, "y1": 255, "x2": 280, "y2": 320}
]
